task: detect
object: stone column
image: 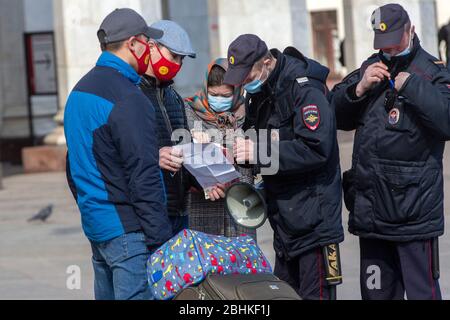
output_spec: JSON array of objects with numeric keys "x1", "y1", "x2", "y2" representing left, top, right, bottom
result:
[
  {"x1": 216, "y1": 0, "x2": 303, "y2": 56},
  {"x1": 0, "y1": 0, "x2": 28, "y2": 140},
  {"x1": 290, "y1": 0, "x2": 313, "y2": 57},
  {"x1": 343, "y1": 0, "x2": 439, "y2": 71},
  {"x1": 0, "y1": 0, "x2": 28, "y2": 182},
  {"x1": 164, "y1": 0, "x2": 212, "y2": 97},
  {"x1": 45, "y1": 0, "x2": 163, "y2": 145}
]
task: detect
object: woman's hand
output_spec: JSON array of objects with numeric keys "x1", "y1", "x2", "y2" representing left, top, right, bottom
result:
[
  {"x1": 191, "y1": 130, "x2": 210, "y2": 143},
  {"x1": 206, "y1": 184, "x2": 226, "y2": 201}
]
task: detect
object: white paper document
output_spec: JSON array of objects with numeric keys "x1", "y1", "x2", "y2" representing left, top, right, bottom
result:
[{"x1": 180, "y1": 143, "x2": 241, "y2": 189}]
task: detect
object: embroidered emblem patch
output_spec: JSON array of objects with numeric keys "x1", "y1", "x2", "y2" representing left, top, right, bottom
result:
[
  {"x1": 388, "y1": 108, "x2": 400, "y2": 125},
  {"x1": 302, "y1": 105, "x2": 320, "y2": 131}
]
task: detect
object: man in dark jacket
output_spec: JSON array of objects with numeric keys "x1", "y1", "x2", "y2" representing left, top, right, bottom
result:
[
  {"x1": 140, "y1": 20, "x2": 195, "y2": 235},
  {"x1": 330, "y1": 4, "x2": 450, "y2": 300},
  {"x1": 140, "y1": 20, "x2": 225, "y2": 235},
  {"x1": 64, "y1": 9, "x2": 172, "y2": 300},
  {"x1": 225, "y1": 34, "x2": 344, "y2": 300}
]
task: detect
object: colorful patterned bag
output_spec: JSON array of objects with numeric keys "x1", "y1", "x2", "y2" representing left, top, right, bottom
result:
[{"x1": 147, "y1": 229, "x2": 272, "y2": 300}]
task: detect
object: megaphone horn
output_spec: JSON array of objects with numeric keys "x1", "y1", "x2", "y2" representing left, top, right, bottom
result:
[{"x1": 225, "y1": 181, "x2": 268, "y2": 229}]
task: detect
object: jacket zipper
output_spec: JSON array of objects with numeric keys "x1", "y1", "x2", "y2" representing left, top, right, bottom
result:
[{"x1": 156, "y1": 87, "x2": 184, "y2": 214}]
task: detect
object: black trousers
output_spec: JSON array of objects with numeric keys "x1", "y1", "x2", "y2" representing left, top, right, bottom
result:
[
  {"x1": 274, "y1": 247, "x2": 332, "y2": 300},
  {"x1": 360, "y1": 238, "x2": 441, "y2": 300}
]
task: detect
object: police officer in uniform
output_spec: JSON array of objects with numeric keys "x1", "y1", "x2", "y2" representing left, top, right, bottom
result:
[
  {"x1": 224, "y1": 34, "x2": 344, "y2": 300},
  {"x1": 331, "y1": 4, "x2": 450, "y2": 300}
]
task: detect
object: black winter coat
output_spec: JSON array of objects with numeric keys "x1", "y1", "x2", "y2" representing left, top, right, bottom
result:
[
  {"x1": 244, "y1": 49, "x2": 344, "y2": 259},
  {"x1": 330, "y1": 37, "x2": 450, "y2": 241}
]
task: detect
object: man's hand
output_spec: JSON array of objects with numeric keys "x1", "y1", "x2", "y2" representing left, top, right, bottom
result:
[
  {"x1": 356, "y1": 62, "x2": 391, "y2": 97},
  {"x1": 233, "y1": 138, "x2": 255, "y2": 164},
  {"x1": 159, "y1": 147, "x2": 184, "y2": 173},
  {"x1": 206, "y1": 184, "x2": 226, "y2": 202},
  {"x1": 394, "y1": 72, "x2": 411, "y2": 92}
]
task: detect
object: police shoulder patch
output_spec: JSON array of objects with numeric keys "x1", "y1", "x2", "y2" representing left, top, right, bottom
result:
[{"x1": 302, "y1": 105, "x2": 320, "y2": 131}]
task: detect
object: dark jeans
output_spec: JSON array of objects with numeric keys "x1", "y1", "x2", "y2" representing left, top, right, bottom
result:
[{"x1": 90, "y1": 232, "x2": 152, "y2": 300}]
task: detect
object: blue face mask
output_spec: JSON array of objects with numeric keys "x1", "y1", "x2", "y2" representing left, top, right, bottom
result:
[
  {"x1": 395, "y1": 45, "x2": 411, "y2": 57},
  {"x1": 244, "y1": 66, "x2": 267, "y2": 94},
  {"x1": 208, "y1": 94, "x2": 233, "y2": 113},
  {"x1": 244, "y1": 79, "x2": 263, "y2": 94},
  {"x1": 383, "y1": 30, "x2": 413, "y2": 60},
  {"x1": 383, "y1": 47, "x2": 411, "y2": 60}
]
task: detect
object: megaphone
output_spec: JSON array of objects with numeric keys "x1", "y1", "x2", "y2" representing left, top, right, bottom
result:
[{"x1": 225, "y1": 181, "x2": 268, "y2": 229}]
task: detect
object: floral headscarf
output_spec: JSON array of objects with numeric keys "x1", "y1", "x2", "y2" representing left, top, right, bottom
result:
[{"x1": 185, "y1": 58, "x2": 245, "y2": 129}]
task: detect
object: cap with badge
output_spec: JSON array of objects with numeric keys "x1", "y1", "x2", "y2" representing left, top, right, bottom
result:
[
  {"x1": 371, "y1": 3, "x2": 410, "y2": 50},
  {"x1": 97, "y1": 8, "x2": 163, "y2": 45},
  {"x1": 224, "y1": 34, "x2": 269, "y2": 86}
]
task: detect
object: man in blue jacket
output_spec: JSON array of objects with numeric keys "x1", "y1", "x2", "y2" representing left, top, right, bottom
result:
[{"x1": 64, "y1": 8, "x2": 172, "y2": 300}]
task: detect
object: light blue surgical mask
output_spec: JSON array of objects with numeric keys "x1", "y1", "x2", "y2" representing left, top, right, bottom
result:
[
  {"x1": 384, "y1": 46, "x2": 411, "y2": 60},
  {"x1": 383, "y1": 29, "x2": 413, "y2": 60},
  {"x1": 395, "y1": 44, "x2": 412, "y2": 57},
  {"x1": 208, "y1": 94, "x2": 233, "y2": 113},
  {"x1": 244, "y1": 66, "x2": 267, "y2": 94}
]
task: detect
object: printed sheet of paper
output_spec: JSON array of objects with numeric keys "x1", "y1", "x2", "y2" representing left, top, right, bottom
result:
[{"x1": 180, "y1": 143, "x2": 241, "y2": 189}]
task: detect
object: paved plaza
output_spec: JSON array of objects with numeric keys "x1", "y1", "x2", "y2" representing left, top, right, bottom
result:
[{"x1": 1, "y1": 134, "x2": 450, "y2": 300}]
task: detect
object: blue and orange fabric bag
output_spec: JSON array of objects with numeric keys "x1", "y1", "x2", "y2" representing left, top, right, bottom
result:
[{"x1": 147, "y1": 229, "x2": 272, "y2": 300}]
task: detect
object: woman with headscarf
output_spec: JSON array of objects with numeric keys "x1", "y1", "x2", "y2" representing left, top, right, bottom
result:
[{"x1": 184, "y1": 58, "x2": 257, "y2": 240}]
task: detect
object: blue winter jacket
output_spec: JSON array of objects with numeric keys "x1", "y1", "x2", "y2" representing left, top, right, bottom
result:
[{"x1": 64, "y1": 51, "x2": 173, "y2": 248}]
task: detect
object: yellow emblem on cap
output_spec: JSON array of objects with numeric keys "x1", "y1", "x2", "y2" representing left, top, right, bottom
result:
[
  {"x1": 229, "y1": 56, "x2": 235, "y2": 65},
  {"x1": 159, "y1": 66, "x2": 169, "y2": 75},
  {"x1": 380, "y1": 22, "x2": 387, "y2": 32}
]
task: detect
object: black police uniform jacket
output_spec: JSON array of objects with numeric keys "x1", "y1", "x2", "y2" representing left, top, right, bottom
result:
[
  {"x1": 330, "y1": 36, "x2": 450, "y2": 242},
  {"x1": 243, "y1": 48, "x2": 344, "y2": 260},
  {"x1": 140, "y1": 75, "x2": 197, "y2": 217}
]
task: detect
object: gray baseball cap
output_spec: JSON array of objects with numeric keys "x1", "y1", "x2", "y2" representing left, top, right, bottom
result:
[
  {"x1": 150, "y1": 20, "x2": 196, "y2": 58},
  {"x1": 97, "y1": 8, "x2": 163, "y2": 44}
]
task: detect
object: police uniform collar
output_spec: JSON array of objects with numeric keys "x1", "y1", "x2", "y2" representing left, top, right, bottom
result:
[{"x1": 262, "y1": 49, "x2": 284, "y2": 94}]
